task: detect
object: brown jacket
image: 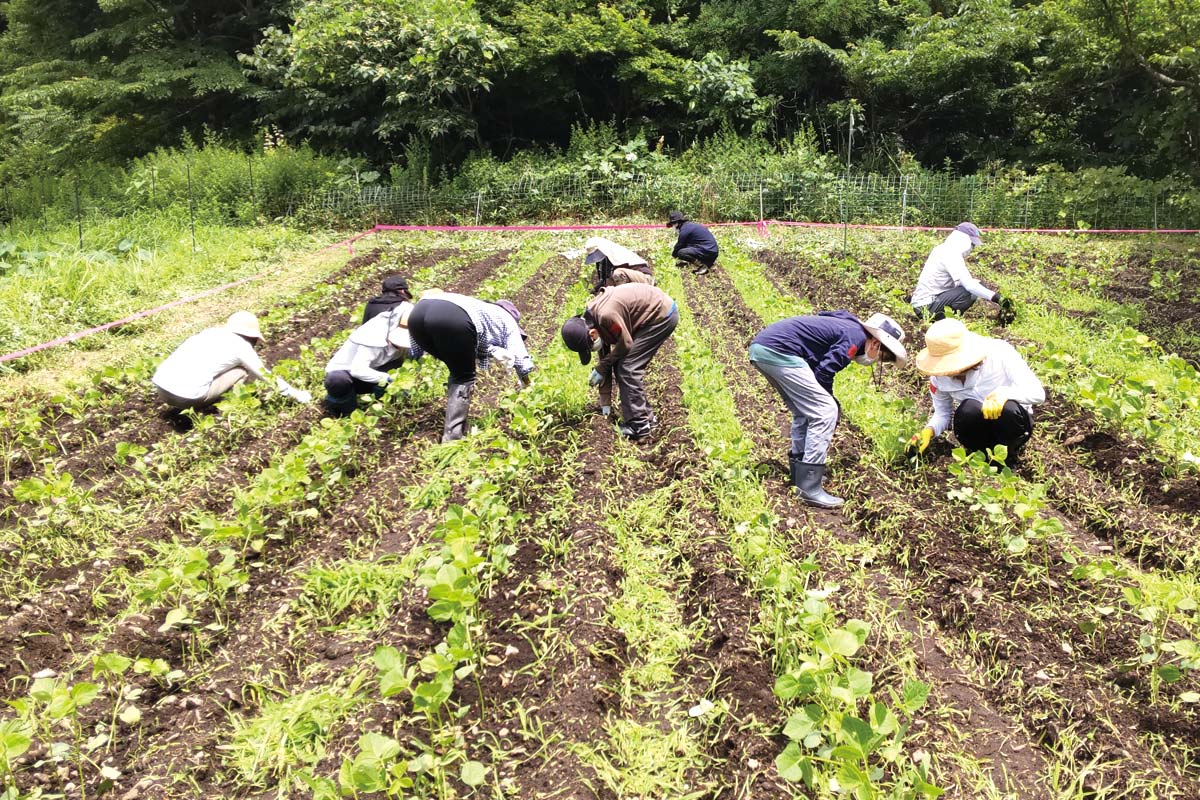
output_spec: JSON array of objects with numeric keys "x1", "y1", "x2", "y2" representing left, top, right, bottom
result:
[{"x1": 587, "y1": 284, "x2": 675, "y2": 369}]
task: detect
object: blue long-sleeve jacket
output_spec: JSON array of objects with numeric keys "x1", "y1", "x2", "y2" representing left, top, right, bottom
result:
[
  {"x1": 750, "y1": 311, "x2": 867, "y2": 395},
  {"x1": 672, "y1": 221, "x2": 719, "y2": 258}
]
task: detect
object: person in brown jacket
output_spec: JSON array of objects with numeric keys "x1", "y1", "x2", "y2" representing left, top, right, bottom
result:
[{"x1": 561, "y1": 283, "x2": 678, "y2": 440}]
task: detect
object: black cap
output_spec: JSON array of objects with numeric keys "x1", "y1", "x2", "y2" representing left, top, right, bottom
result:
[
  {"x1": 667, "y1": 210, "x2": 687, "y2": 226},
  {"x1": 381, "y1": 275, "x2": 409, "y2": 293},
  {"x1": 560, "y1": 316, "x2": 593, "y2": 365}
]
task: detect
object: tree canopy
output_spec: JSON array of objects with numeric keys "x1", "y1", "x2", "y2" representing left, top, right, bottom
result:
[{"x1": 0, "y1": 0, "x2": 1195, "y2": 178}]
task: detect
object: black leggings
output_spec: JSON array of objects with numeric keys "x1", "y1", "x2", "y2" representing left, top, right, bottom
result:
[
  {"x1": 954, "y1": 399, "x2": 1033, "y2": 463},
  {"x1": 408, "y1": 299, "x2": 478, "y2": 383}
]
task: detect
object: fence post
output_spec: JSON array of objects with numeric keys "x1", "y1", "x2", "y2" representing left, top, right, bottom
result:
[
  {"x1": 1153, "y1": 190, "x2": 1158, "y2": 233},
  {"x1": 758, "y1": 179, "x2": 765, "y2": 226},
  {"x1": 247, "y1": 155, "x2": 256, "y2": 214},
  {"x1": 900, "y1": 176, "x2": 908, "y2": 229},
  {"x1": 968, "y1": 178, "x2": 976, "y2": 221},
  {"x1": 186, "y1": 163, "x2": 197, "y2": 254},
  {"x1": 73, "y1": 175, "x2": 83, "y2": 249},
  {"x1": 1023, "y1": 189, "x2": 1030, "y2": 229},
  {"x1": 475, "y1": 191, "x2": 482, "y2": 225}
]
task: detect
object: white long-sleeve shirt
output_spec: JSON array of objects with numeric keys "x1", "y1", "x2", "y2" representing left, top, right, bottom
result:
[
  {"x1": 926, "y1": 338, "x2": 1045, "y2": 436},
  {"x1": 911, "y1": 230, "x2": 995, "y2": 308},
  {"x1": 325, "y1": 303, "x2": 417, "y2": 385},
  {"x1": 152, "y1": 328, "x2": 267, "y2": 400}
]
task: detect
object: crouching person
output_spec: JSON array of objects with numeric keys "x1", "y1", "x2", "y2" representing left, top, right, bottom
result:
[
  {"x1": 561, "y1": 283, "x2": 678, "y2": 441},
  {"x1": 750, "y1": 311, "x2": 907, "y2": 508},
  {"x1": 908, "y1": 318, "x2": 1044, "y2": 465},
  {"x1": 152, "y1": 312, "x2": 310, "y2": 409},
  {"x1": 407, "y1": 293, "x2": 533, "y2": 442},
  {"x1": 324, "y1": 303, "x2": 420, "y2": 416},
  {"x1": 584, "y1": 236, "x2": 654, "y2": 292}
]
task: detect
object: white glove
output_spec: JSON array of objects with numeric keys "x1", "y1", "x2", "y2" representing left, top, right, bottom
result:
[
  {"x1": 489, "y1": 347, "x2": 516, "y2": 369},
  {"x1": 274, "y1": 376, "x2": 313, "y2": 404}
]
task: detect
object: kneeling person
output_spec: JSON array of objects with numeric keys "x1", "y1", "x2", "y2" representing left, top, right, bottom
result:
[
  {"x1": 324, "y1": 302, "x2": 420, "y2": 415},
  {"x1": 908, "y1": 318, "x2": 1044, "y2": 464},
  {"x1": 750, "y1": 311, "x2": 907, "y2": 508}
]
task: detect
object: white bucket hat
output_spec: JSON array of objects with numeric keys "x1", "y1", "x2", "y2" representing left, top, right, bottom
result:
[
  {"x1": 861, "y1": 313, "x2": 907, "y2": 366},
  {"x1": 583, "y1": 236, "x2": 646, "y2": 267},
  {"x1": 225, "y1": 311, "x2": 264, "y2": 341},
  {"x1": 914, "y1": 318, "x2": 988, "y2": 376}
]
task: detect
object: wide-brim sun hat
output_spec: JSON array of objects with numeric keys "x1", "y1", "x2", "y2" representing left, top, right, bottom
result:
[
  {"x1": 914, "y1": 318, "x2": 988, "y2": 376},
  {"x1": 583, "y1": 236, "x2": 607, "y2": 264},
  {"x1": 561, "y1": 315, "x2": 593, "y2": 365},
  {"x1": 861, "y1": 313, "x2": 908, "y2": 367},
  {"x1": 225, "y1": 311, "x2": 264, "y2": 341}
]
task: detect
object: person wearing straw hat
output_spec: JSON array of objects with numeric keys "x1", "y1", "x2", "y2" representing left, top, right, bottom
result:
[
  {"x1": 667, "y1": 210, "x2": 719, "y2": 275},
  {"x1": 407, "y1": 293, "x2": 534, "y2": 443},
  {"x1": 560, "y1": 283, "x2": 678, "y2": 440},
  {"x1": 910, "y1": 222, "x2": 1015, "y2": 324},
  {"x1": 907, "y1": 318, "x2": 1044, "y2": 465},
  {"x1": 749, "y1": 311, "x2": 908, "y2": 508},
  {"x1": 583, "y1": 236, "x2": 654, "y2": 293},
  {"x1": 323, "y1": 301, "x2": 423, "y2": 416},
  {"x1": 152, "y1": 311, "x2": 311, "y2": 409}
]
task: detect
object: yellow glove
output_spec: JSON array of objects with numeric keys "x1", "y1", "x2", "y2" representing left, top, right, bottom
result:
[
  {"x1": 982, "y1": 391, "x2": 1008, "y2": 420},
  {"x1": 905, "y1": 427, "x2": 933, "y2": 457}
]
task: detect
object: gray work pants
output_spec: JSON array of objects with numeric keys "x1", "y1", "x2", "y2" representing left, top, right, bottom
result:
[
  {"x1": 156, "y1": 367, "x2": 249, "y2": 410},
  {"x1": 914, "y1": 286, "x2": 976, "y2": 321},
  {"x1": 614, "y1": 308, "x2": 679, "y2": 433},
  {"x1": 751, "y1": 359, "x2": 838, "y2": 464}
]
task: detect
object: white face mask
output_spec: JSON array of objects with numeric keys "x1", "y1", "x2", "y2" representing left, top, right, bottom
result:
[
  {"x1": 591, "y1": 337, "x2": 603, "y2": 352},
  {"x1": 854, "y1": 354, "x2": 877, "y2": 366}
]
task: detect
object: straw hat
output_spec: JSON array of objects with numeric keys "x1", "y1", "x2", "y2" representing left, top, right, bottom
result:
[
  {"x1": 914, "y1": 319, "x2": 988, "y2": 376},
  {"x1": 225, "y1": 311, "x2": 264, "y2": 342},
  {"x1": 861, "y1": 313, "x2": 907, "y2": 366}
]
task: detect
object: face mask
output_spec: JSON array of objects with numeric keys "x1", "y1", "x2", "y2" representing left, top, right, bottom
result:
[
  {"x1": 591, "y1": 337, "x2": 603, "y2": 352},
  {"x1": 854, "y1": 354, "x2": 877, "y2": 366}
]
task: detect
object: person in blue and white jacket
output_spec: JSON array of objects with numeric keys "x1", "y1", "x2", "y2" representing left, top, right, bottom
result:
[
  {"x1": 910, "y1": 223, "x2": 1014, "y2": 323},
  {"x1": 407, "y1": 292, "x2": 534, "y2": 442},
  {"x1": 749, "y1": 311, "x2": 908, "y2": 508},
  {"x1": 907, "y1": 318, "x2": 1044, "y2": 465},
  {"x1": 323, "y1": 302, "x2": 422, "y2": 416}
]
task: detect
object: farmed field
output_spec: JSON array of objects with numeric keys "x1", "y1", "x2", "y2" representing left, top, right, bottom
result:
[{"x1": 0, "y1": 224, "x2": 1198, "y2": 800}]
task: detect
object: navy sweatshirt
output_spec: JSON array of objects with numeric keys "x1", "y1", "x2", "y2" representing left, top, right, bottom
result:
[
  {"x1": 750, "y1": 311, "x2": 867, "y2": 394},
  {"x1": 672, "y1": 221, "x2": 719, "y2": 258}
]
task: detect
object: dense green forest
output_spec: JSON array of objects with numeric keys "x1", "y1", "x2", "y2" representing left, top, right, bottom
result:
[{"x1": 0, "y1": 0, "x2": 1196, "y2": 181}]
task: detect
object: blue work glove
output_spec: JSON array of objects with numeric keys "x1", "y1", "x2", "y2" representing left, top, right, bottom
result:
[{"x1": 588, "y1": 369, "x2": 604, "y2": 387}]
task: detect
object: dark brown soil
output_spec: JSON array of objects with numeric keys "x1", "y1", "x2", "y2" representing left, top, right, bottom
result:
[
  {"x1": 688, "y1": 262, "x2": 1054, "y2": 796},
  {"x1": 746, "y1": 250, "x2": 1200, "y2": 796}
]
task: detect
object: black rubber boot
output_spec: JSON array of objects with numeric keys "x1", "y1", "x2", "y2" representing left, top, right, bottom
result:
[{"x1": 442, "y1": 381, "x2": 475, "y2": 443}]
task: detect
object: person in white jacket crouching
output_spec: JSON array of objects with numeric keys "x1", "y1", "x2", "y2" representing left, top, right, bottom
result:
[
  {"x1": 152, "y1": 312, "x2": 310, "y2": 410},
  {"x1": 906, "y1": 318, "x2": 1045, "y2": 466},
  {"x1": 910, "y1": 223, "x2": 1014, "y2": 324},
  {"x1": 323, "y1": 303, "x2": 422, "y2": 416}
]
